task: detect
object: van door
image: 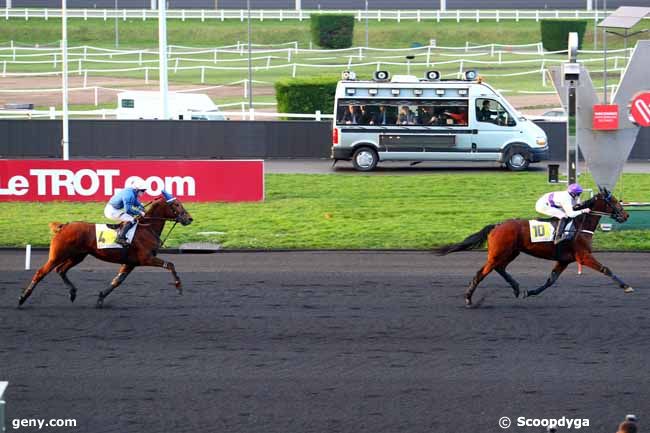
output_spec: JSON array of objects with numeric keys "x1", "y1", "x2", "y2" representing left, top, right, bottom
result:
[{"x1": 473, "y1": 98, "x2": 519, "y2": 159}]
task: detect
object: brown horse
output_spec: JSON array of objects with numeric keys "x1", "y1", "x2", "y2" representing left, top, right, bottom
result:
[
  {"x1": 18, "y1": 195, "x2": 193, "y2": 308},
  {"x1": 436, "y1": 190, "x2": 631, "y2": 306}
]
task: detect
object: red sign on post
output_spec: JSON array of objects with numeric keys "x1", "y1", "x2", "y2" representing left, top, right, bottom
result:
[
  {"x1": 630, "y1": 92, "x2": 650, "y2": 127},
  {"x1": 593, "y1": 104, "x2": 619, "y2": 130},
  {"x1": 0, "y1": 160, "x2": 264, "y2": 202}
]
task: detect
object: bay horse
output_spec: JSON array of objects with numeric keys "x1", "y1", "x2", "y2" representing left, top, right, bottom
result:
[
  {"x1": 436, "y1": 190, "x2": 631, "y2": 306},
  {"x1": 18, "y1": 194, "x2": 193, "y2": 308}
]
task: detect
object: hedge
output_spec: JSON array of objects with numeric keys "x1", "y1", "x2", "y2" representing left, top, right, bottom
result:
[
  {"x1": 540, "y1": 19, "x2": 589, "y2": 52},
  {"x1": 275, "y1": 76, "x2": 338, "y2": 115},
  {"x1": 310, "y1": 14, "x2": 355, "y2": 49}
]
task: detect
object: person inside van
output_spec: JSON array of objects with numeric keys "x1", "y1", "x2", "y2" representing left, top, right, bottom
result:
[
  {"x1": 374, "y1": 105, "x2": 390, "y2": 125},
  {"x1": 444, "y1": 107, "x2": 468, "y2": 125},
  {"x1": 477, "y1": 100, "x2": 493, "y2": 122},
  {"x1": 341, "y1": 105, "x2": 360, "y2": 124},
  {"x1": 397, "y1": 106, "x2": 416, "y2": 125},
  {"x1": 359, "y1": 105, "x2": 373, "y2": 125}
]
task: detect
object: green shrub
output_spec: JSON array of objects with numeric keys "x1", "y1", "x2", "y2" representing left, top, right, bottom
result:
[
  {"x1": 310, "y1": 14, "x2": 355, "y2": 49},
  {"x1": 540, "y1": 19, "x2": 589, "y2": 52},
  {"x1": 275, "y1": 76, "x2": 338, "y2": 115}
]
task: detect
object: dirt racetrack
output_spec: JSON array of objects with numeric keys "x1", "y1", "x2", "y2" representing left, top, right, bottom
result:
[{"x1": 1, "y1": 250, "x2": 648, "y2": 433}]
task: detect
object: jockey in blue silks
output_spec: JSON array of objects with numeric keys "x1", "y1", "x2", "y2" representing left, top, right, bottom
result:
[{"x1": 104, "y1": 179, "x2": 147, "y2": 246}]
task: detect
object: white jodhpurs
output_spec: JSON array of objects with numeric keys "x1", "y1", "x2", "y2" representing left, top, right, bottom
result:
[
  {"x1": 535, "y1": 197, "x2": 566, "y2": 219},
  {"x1": 104, "y1": 204, "x2": 135, "y2": 223}
]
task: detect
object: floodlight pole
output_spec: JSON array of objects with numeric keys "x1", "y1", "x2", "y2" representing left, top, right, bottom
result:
[
  {"x1": 365, "y1": 0, "x2": 369, "y2": 48},
  {"x1": 247, "y1": 0, "x2": 253, "y2": 110},
  {"x1": 114, "y1": 0, "x2": 119, "y2": 48},
  {"x1": 565, "y1": 33, "x2": 579, "y2": 185},
  {"x1": 62, "y1": 0, "x2": 69, "y2": 160},
  {"x1": 158, "y1": 0, "x2": 169, "y2": 119},
  {"x1": 602, "y1": 0, "x2": 607, "y2": 104}
]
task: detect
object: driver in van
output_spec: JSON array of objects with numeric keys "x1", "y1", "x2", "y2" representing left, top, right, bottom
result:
[{"x1": 477, "y1": 100, "x2": 493, "y2": 122}]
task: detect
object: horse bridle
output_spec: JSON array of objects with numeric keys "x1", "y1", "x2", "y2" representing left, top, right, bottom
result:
[{"x1": 587, "y1": 195, "x2": 625, "y2": 221}]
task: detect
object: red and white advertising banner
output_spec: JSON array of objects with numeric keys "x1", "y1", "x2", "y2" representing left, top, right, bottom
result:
[
  {"x1": 592, "y1": 104, "x2": 619, "y2": 131},
  {"x1": 630, "y1": 92, "x2": 650, "y2": 127},
  {"x1": 0, "y1": 160, "x2": 264, "y2": 202}
]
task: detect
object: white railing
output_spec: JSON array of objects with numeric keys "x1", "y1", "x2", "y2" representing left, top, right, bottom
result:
[{"x1": 0, "y1": 8, "x2": 632, "y2": 22}]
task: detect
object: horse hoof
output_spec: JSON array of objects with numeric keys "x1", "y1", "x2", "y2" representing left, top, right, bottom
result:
[
  {"x1": 70, "y1": 292, "x2": 76, "y2": 303},
  {"x1": 464, "y1": 298, "x2": 472, "y2": 307},
  {"x1": 624, "y1": 286, "x2": 635, "y2": 294},
  {"x1": 96, "y1": 297, "x2": 104, "y2": 309},
  {"x1": 513, "y1": 288, "x2": 520, "y2": 298},
  {"x1": 522, "y1": 290, "x2": 529, "y2": 298}
]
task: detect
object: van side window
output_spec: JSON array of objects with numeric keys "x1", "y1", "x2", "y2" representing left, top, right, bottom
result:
[
  {"x1": 121, "y1": 99, "x2": 135, "y2": 108},
  {"x1": 336, "y1": 99, "x2": 468, "y2": 126},
  {"x1": 476, "y1": 98, "x2": 516, "y2": 127}
]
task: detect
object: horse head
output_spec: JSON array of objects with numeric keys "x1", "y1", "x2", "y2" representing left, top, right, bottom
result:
[
  {"x1": 146, "y1": 193, "x2": 194, "y2": 226},
  {"x1": 588, "y1": 188, "x2": 628, "y2": 223}
]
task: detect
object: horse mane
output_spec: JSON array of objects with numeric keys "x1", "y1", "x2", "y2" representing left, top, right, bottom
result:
[{"x1": 48, "y1": 222, "x2": 67, "y2": 234}]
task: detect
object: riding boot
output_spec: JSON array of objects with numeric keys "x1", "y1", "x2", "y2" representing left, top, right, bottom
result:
[
  {"x1": 116, "y1": 221, "x2": 134, "y2": 246},
  {"x1": 554, "y1": 218, "x2": 567, "y2": 245}
]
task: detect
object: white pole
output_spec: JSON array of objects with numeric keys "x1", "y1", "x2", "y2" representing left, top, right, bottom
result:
[
  {"x1": 295, "y1": 0, "x2": 301, "y2": 10},
  {"x1": 7, "y1": 0, "x2": 11, "y2": 8},
  {"x1": 158, "y1": 0, "x2": 169, "y2": 119},
  {"x1": 62, "y1": 0, "x2": 69, "y2": 161},
  {"x1": 440, "y1": 0, "x2": 446, "y2": 12},
  {"x1": 25, "y1": 245, "x2": 31, "y2": 270},
  {"x1": 151, "y1": 0, "x2": 156, "y2": 10}
]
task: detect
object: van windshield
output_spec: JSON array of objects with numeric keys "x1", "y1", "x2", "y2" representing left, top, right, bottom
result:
[{"x1": 336, "y1": 99, "x2": 469, "y2": 126}]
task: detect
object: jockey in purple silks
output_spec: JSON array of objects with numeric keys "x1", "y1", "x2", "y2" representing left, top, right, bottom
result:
[
  {"x1": 536, "y1": 183, "x2": 591, "y2": 244},
  {"x1": 104, "y1": 179, "x2": 147, "y2": 246}
]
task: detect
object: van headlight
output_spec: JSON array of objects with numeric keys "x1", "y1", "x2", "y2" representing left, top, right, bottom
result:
[{"x1": 536, "y1": 137, "x2": 547, "y2": 146}]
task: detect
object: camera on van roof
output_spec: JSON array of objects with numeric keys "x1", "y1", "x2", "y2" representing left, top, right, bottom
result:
[
  {"x1": 425, "y1": 70, "x2": 441, "y2": 81},
  {"x1": 341, "y1": 70, "x2": 357, "y2": 81},
  {"x1": 463, "y1": 70, "x2": 479, "y2": 81},
  {"x1": 373, "y1": 70, "x2": 390, "y2": 82}
]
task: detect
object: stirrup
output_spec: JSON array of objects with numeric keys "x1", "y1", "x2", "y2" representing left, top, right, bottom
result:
[{"x1": 116, "y1": 237, "x2": 129, "y2": 247}]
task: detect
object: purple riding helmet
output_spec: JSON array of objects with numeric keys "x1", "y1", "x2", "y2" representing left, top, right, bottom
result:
[{"x1": 567, "y1": 183, "x2": 583, "y2": 196}]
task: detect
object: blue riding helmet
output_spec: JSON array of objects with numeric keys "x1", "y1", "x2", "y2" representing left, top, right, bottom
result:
[{"x1": 567, "y1": 183, "x2": 583, "y2": 196}]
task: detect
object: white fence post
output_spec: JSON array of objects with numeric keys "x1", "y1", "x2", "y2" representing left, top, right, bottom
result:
[
  {"x1": 417, "y1": 10, "x2": 421, "y2": 22},
  {"x1": 94, "y1": 86, "x2": 98, "y2": 106},
  {"x1": 456, "y1": 10, "x2": 460, "y2": 23},
  {"x1": 25, "y1": 245, "x2": 31, "y2": 270},
  {"x1": 475, "y1": 9, "x2": 479, "y2": 23},
  {"x1": 316, "y1": 110, "x2": 321, "y2": 121},
  {"x1": 292, "y1": 63, "x2": 297, "y2": 77},
  {"x1": 83, "y1": 70, "x2": 88, "y2": 88},
  {"x1": 45, "y1": 8, "x2": 48, "y2": 20},
  {"x1": 496, "y1": 10, "x2": 499, "y2": 23},
  {"x1": 201, "y1": 66, "x2": 205, "y2": 83},
  {"x1": 49, "y1": 106, "x2": 56, "y2": 119},
  {"x1": 243, "y1": 78, "x2": 248, "y2": 98},
  {"x1": 213, "y1": 49, "x2": 218, "y2": 64},
  {"x1": 249, "y1": 107, "x2": 255, "y2": 120},
  {"x1": 145, "y1": 67, "x2": 149, "y2": 84},
  {"x1": 1, "y1": 381, "x2": 8, "y2": 433}
]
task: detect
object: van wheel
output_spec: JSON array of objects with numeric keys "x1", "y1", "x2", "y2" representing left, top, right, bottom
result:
[
  {"x1": 505, "y1": 149, "x2": 530, "y2": 171},
  {"x1": 352, "y1": 147, "x2": 378, "y2": 171}
]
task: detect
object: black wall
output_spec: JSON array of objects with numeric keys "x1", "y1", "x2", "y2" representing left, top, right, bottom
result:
[
  {"x1": 0, "y1": 119, "x2": 332, "y2": 159},
  {"x1": 0, "y1": 119, "x2": 648, "y2": 161}
]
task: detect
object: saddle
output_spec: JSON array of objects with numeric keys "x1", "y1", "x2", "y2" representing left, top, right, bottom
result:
[
  {"x1": 106, "y1": 223, "x2": 122, "y2": 230},
  {"x1": 529, "y1": 218, "x2": 577, "y2": 244}
]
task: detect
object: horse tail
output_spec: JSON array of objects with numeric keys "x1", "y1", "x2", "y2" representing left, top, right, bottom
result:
[
  {"x1": 435, "y1": 224, "x2": 498, "y2": 256},
  {"x1": 48, "y1": 222, "x2": 67, "y2": 235}
]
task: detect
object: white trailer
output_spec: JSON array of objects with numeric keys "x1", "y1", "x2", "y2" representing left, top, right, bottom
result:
[{"x1": 116, "y1": 91, "x2": 225, "y2": 120}]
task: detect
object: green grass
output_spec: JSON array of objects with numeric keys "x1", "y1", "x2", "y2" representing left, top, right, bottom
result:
[{"x1": 2, "y1": 172, "x2": 650, "y2": 250}]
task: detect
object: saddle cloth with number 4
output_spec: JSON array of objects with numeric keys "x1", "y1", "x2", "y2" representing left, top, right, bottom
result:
[{"x1": 95, "y1": 223, "x2": 138, "y2": 249}]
